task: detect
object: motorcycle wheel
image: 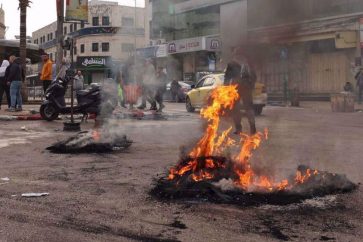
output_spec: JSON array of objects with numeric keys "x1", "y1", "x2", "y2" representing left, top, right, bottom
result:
[{"x1": 40, "y1": 103, "x2": 59, "y2": 121}]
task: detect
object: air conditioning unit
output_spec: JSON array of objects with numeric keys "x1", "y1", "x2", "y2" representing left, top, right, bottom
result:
[{"x1": 150, "y1": 39, "x2": 166, "y2": 46}]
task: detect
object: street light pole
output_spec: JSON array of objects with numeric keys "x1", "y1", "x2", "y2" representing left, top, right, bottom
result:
[{"x1": 133, "y1": 0, "x2": 137, "y2": 95}]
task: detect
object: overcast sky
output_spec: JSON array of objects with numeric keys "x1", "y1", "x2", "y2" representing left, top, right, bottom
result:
[{"x1": 0, "y1": 0, "x2": 145, "y2": 40}]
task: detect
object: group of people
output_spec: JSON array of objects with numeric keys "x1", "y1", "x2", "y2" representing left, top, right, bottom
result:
[
  {"x1": 0, "y1": 55, "x2": 25, "y2": 112},
  {"x1": 40, "y1": 53, "x2": 84, "y2": 94},
  {"x1": 118, "y1": 58, "x2": 168, "y2": 112}
]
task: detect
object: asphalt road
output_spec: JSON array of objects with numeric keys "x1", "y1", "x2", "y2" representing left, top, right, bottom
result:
[{"x1": 0, "y1": 102, "x2": 362, "y2": 241}]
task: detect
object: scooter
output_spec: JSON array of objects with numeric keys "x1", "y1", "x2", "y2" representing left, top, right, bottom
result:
[{"x1": 40, "y1": 71, "x2": 103, "y2": 121}]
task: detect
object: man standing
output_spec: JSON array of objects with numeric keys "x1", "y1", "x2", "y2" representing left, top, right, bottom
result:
[
  {"x1": 5, "y1": 55, "x2": 25, "y2": 112},
  {"x1": 139, "y1": 59, "x2": 157, "y2": 110},
  {"x1": 74, "y1": 70, "x2": 84, "y2": 93},
  {"x1": 40, "y1": 53, "x2": 53, "y2": 93},
  {"x1": 224, "y1": 47, "x2": 256, "y2": 135},
  {"x1": 155, "y1": 66, "x2": 167, "y2": 112},
  {"x1": 356, "y1": 68, "x2": 363, "y2": 104},
  {"x1": 0, "y1": 57, "x2": 11, "y2": 109}
]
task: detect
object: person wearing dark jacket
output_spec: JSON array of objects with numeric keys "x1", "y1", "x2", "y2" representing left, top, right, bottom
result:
[
  {"x1": 5, "y1": 55, "x2": 25, "y2": 112},
  {"x1": 0, "y1": 58, "x2": 11, "y2": 109},
  {"x1": 170, "y1": 79, "x2": 181, "y2": 102},
  {"x1": 224, "y1": 47, "x2": 256, "y2": 135},
  {"x1": 155, "y1": 67, "x2": 167, "y2": 112}
]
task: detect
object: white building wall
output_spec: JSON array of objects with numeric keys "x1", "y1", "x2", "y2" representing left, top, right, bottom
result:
[{"x1": 32, "y1": 1, "x2": 148, "y2": 64}]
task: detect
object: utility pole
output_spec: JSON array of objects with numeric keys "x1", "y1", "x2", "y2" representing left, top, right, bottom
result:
[
  {"x1": 359, "y1": 18, "x2": 363, "y2": 67},
  {"x1": 56, "y1": 0, "x2": 64, "y2": 72}
]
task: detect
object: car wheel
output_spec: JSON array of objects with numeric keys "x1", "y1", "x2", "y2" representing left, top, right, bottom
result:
[
  {"x1": 186, "y1": 97, "x2": 195, "y2": 112},
  {"x1": 254, "y1": 105, "x2": 263, "y2": 116}
]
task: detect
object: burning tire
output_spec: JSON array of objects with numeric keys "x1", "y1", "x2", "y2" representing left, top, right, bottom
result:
[
  {"x1": 40, "y1": 103, "x2": 59, "y2": 121},
  {"x1": 186, "y1": 97, "x2": 195, "y2": 112}
]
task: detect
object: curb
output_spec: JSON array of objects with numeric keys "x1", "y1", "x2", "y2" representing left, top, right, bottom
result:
[{"x1": 0, "y1": 114, "x2": 43, "y2": 121}]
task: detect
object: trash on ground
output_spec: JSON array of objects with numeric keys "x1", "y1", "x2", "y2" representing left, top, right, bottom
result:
[
  {"x1": 21, "y1": 193, "x2": 49, "y2": 197},
  {"x1": 1, "y1": 177, "x2": 10, "y2": 181}
]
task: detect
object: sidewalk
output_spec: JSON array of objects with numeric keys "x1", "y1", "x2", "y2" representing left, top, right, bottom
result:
[{"x1": 0, "y1": 104, "x2": 42, "y2": 121}]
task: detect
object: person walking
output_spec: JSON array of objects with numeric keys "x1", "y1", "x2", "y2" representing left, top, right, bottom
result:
[
  {"x1": 139, "y1": 59, "x2": 157, "y2": 110},
  {"x1": 40, "y1": 53, "x2": 53, "y2": 93},
  {"x1": 356, "y1": 68, "x2": 363, "y2": 104},
  {"x1": 5, "y1": 55, "x2": 25, "y2": 112},
  {"x1": 170, "y1": 79, "x2": 181, "y2": 102},
  {"x1": 121, "y1": 58, "x2": 140, "y2": 110},
  {"x1": 224, "y1": 47, "x2": 256, "y2": 135},
  {"x1": 155, "y1": 66, "x2": 167, "y2": 112},
  {"x1": 0, "y1": 58, "x2": 11, "y2": 109}
]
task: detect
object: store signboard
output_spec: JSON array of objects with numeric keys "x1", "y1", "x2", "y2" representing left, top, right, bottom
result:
[
  {"x1": 65, "y1": 0, "x2": 89, "y2": 22},
  {"x1": 155, "y1": 44, "x2": 168, "y2": 58},
  {"x1": 168, "y1": 37, "x2": 205, "y2": 54},
  {"x1": 168, "y1": 36, "x2": 221, "y2": 54},
  {"x1": 77, "y1": 56, "x2": 111, "y2": 69},
  {"x1": 136, "y1": 44, "x2": 168, "y2": 58}
]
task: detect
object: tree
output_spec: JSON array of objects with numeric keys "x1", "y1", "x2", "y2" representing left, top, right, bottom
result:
[{"x1": 18, "y1": 0, "x2": 31, "y2": 102}]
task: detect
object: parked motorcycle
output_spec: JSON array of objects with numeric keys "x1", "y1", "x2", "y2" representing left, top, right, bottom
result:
[{"x1": 40, "y1": 71, "x2": 116, "y2": 121}]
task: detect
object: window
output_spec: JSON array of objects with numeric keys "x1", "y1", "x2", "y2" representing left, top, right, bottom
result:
[
  {"x1": 74, "y1": 23, "x2": 77, "y2": 31},
  {"x1": 102, "y1": 16, "x2": 110, "y2": 26},
  {"x1": 92, "y1": 17, "x2": 99, "y2": 26},
  {"x1": 49, "y1": 53, "x2": 53, "y2": 60},
  {"x1": 50, "y1": 33, "x2": 53, "y2": 40},
  {"x1": 73, "y1": 47, "x2": 77, "y2": 55},
  {"x1": 70, "y1": 24, "x2": 73, "y2": 32},
  {"x1": 47, "y1": 34, "x2": 50, "y2": 41},
  {"x1": 92, "y1": 43, "x2": 99, "y2": 52},
  {"x1": 64, "y1": 26, "x2": 67, "y2": 35},
  {"x1": 203, "y1": 77, "x2": 215, "y2": 87},
  {"x1": 81, "y1": 22, "x2": 85, "y2": 28},
  {"x1": 121, "y1": 43, "x2": 134, "y2": 52},
  {"x1": 122, "y1": 17, "x2": 134, "y2": 27},
  {"x1": 196, "y1": 79, "x2": 205, "y2": 88},
  {"x1": 102, "y1": 42, "x2": 110, "y2": 52},
  {"x1": 80, "y1": 44, "x2": 85, "y2": 53}
]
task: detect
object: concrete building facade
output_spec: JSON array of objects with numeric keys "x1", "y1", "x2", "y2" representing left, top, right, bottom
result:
[
  {"x1": 150, "y1": 0, "x2": 363, "y2": 98},
  {"x1": 32, "y1": 0, "x2": 148, "y2": 83}
]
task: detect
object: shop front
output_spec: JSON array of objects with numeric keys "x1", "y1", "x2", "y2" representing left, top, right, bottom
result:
[
  {"x1": 76, "y1": 56, "x2": 112, "y2": 84},
  {"x1": 167, "y1": 35, "x2": 221, "y2": 82}
]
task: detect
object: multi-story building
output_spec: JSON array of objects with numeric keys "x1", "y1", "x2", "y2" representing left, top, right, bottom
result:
[
  {"x1": 0, "y1": 5, "x2": 6, "y2": 39},
  {"x1": 247, "y1": 0, "x2": 363, "y2": 98},
  {"x1": 151, "y1": 0, "x2": 363, "y2": 97},
  {"x1": 32, "y1": 0, "x2": 148, "y2": 83},
  {"x1": 149, "y1": 0, "x2": 239, "y2": 82}
]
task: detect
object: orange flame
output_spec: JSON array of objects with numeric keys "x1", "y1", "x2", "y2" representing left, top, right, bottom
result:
[
  {"x1": 167, "y1": 85, "x2": 319, "y2": 192},
  {"x1": 92, "y1": 130, "x2": 101, "y2": 142}
]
